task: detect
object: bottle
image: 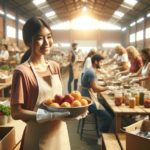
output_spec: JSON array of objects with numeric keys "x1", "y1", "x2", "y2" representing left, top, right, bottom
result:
[
  {"x1": 129, "y1": 97, "x2": 136, "y2": 108},
  {"x1": 133, "y1": 91, "x2": 140, "y2": 106}
]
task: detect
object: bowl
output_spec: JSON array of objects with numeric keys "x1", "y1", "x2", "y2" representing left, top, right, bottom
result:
[{"x1": 43, "y1": 97, "x2": 93, "y2": 118}]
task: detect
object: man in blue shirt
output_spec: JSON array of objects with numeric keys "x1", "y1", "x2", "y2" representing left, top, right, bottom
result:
[{"x1": 81, "y1": 54, "x2": 113, "y2": 133}]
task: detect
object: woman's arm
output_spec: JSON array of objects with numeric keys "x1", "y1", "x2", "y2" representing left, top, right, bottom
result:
[{"x1": 11, "y1": 104, "x2": 36, "y2": 122}]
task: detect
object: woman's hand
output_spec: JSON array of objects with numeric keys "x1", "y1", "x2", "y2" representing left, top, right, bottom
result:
[{"x1": 36, "y1": 108, "x2": 70, "y2": 123}]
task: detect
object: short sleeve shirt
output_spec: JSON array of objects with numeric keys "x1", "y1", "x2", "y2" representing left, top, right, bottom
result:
[
  {"x1": 81, "y1": 68, "x2": 96, "y2": 98},
  {"x1": 10, "y1": 60, "x2": 61, "y2": 110}
]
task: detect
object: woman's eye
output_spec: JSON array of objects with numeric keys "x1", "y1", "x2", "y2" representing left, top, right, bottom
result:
[{"x1": 47, "y1": 35, "x2": 52, "y2": 39}]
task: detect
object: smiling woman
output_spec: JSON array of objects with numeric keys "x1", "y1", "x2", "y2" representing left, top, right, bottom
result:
[{"x1": 10, "y1": 17, "x2": 71, "y2": 150}]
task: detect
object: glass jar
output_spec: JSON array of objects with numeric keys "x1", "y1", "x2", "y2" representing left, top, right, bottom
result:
[
  {"x1": 132, "y1": 91, "x2": 140, "y2": 106},
  {"x1": 144, "y1": 92, "x2": 150, "y2": 108},
  {"x1": 129, "y1": 97, "x2": 136, "y2": 108},
  {"x1": 114, "y1": 92, "x2": 123, "y2": 106},
  {"x1": 124, "y1": 92, "x2": 131, "y2": 105}
]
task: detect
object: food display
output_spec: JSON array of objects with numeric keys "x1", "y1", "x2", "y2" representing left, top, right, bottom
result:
[{"x1": 43, "y1": 91, "x2": 92, "y2": 117}]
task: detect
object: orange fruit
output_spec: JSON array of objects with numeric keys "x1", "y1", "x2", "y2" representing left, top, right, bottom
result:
[
  {"x1": 61, "y1": 102, "x2": 71, "y2": 108},
  {"x1": 71, "y1": 91, "x2": 82, "y2": 100},
  {"x1": 79, "y1": 98, "x2": 88, "y2": 106},
  {"x1": 50, "y1": 102, "x2": 60, "y2": 108},
  {"x1": 72, "y1": 100, "x2": 82, "y2": 107},
  {"x1": 45, "y1": 99, "x2": 53, "y2": 106}
]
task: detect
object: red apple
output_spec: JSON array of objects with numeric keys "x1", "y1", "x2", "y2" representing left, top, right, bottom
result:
[
  {"x1": 63, "y1": 94, "x2": 75, "y2": 104},
  {"x1": 54, "y1": 94, "x2": 64, "y2": 104}
]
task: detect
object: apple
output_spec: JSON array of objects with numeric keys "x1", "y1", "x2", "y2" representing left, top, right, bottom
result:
[
  {"x1": 54, "y1": 94, "x2": 64, "y2": 104},
  {"x1": 63, "y1": 94, "x2": 75, "y2": 104},
  {"x1": 72, "y1": 100, "x2": 82, "y2": 107},
  {"x1": 61, "y1": 102, "x2": 71, "y2": 108}
]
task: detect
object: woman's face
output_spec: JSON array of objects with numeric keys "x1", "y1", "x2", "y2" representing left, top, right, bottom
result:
[{"x1": 31, "y1": 27, "x2": 53, "y2": 56}]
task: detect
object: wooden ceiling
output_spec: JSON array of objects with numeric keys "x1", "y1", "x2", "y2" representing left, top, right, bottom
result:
[{"x1": 4, "y1": 0, "x2": 150, "y2": 27}]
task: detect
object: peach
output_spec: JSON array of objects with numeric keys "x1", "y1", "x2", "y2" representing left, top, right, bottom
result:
[
  {"x1": 72, "y1": 100, "x2": 82, "y2": 107},
  {"x1": 79, "y1": 98, "x2": 88, "y2": 106},
  {"x1": 71, "y1": 91, "x2": 82, "y2": 100},
  {"x1": 61, "y1": 102, "x2": 71, "y2": 108},
  {"x1": 45, "y1": 99, "x2": 53, "y2": 106},
  {"x1": 50, "y1": 102, "x2": 60, "y2": 108}
]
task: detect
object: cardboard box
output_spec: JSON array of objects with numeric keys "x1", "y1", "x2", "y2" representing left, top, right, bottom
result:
[
  {"x1": 124, "y1": 120, "x2": 150, "y2": 150},
  {"x1": 0, "y1": 127, "x2": 16, "y2": 150}
]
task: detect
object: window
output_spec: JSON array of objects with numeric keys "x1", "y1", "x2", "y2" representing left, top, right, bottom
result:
[
  {"x1": 6, "y1": 26, "x2": 16, "y2": 38},
  {"x1": 145, "y1": 27, "x2": 150, "y2": 39},
  {"x1": 18, "y1": 29, "x2": 23, "y2": 40},
  {"x1": 129, "y1": 33, "x2": 135, "y2": 43},
  {"x1": 136, "y1": 30, "x2": 143, "y2": 41},
  {"x1": 102, "y1": 43, "x2": 120, "y2": 48}
]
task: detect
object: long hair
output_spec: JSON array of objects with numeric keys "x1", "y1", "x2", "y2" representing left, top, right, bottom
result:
[
  {"x1": 23, "y1": 16, "x2": 51, "y2": 46},
  {"x1": 21, "y1": 17, "x2": 52, "y2": 62}
]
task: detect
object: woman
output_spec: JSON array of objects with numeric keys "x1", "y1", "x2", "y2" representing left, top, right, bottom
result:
[
  {"x1": 82, "y1": 49, "x2": 96, "y2": 75},
  {"x1": 11, "y1": 17, "x2": 71, "y2": 150},
  {"x1": 116, "y1": 46, "x2": 143, "y2": 77},
  {"x1": 129, "y1": 48, "x2": 150, "y2": 90}
]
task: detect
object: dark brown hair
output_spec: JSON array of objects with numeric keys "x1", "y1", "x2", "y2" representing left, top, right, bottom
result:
[{"x1": 23, "y1": 16, "x2": 51, "y2": 46}]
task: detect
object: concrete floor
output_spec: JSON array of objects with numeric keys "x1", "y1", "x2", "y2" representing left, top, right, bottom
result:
[{"x1": 62, "y1": 70, "x2": 101, "y2": 150}]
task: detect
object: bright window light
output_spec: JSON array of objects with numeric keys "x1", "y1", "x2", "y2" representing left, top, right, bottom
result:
[
  {"x1": 102, "y1": 43, "x2": 120, "y2": 48},
  {"x1": 99, "y1": 21, "x2": 121, "y2": 30},
  {"x1": 147, "y1": 13, "x2": 150, "y2": 18},
  {"x1": 6, "y1": 26, "x2": 16, "y2": 38},
  {"x1": 145, "y1": 27, "x2": 150, "y2": 39},
  {"x1": 136, "y1": 30, "x2": 143, "y2": 41},
  {"x1": 19, "y1": 19, "x2": 25, "y2": 24},
  {"x1": 130, "y1": 22, "x2": 136, "y2": 27},
  {"x1": 18, "y1": 29, "x2": 23, "y2": 40},
  {"x1": 114, "y1": 11, "x2": 124, "y2": 18},
  {"x1": 51, "y1": 21, "x2": 71, "y2": 30},
  {"x1": 0, "y1": 10, "x2": 4, "y2": 15},
  {"x1": 51, "y1": 16, "x2": 121, "y2": 30},
  {"x1": 82, "y1": 6, "x2": 87, "y2": 12},
  {"x1": 33, "y1": 0, "x2": 46, "y2": 5},
  {"x1": 137, "y1": 17, "x2": 144, "y2": 23},
  {"x1": 60, "y1": 43, "x2": 70, "y2": 47},
  {"x1": 124, "y1": 0, "x2": 137, "y2": 6},
  {"x1": 71, "y1": 15, "x2": 99, "y2": 30},
  {"x1": 6, "y1": 14, "x2": 16, "y2": 20},
  {"x1": 121, "y1": 27, "x2": 127, "y2": 31},
  {"x1": 130, "y1": 33, "x2": 135, "y2": 43},
  {"x1": 45, "y1": 11, "x2": 56, "y2": 18}
]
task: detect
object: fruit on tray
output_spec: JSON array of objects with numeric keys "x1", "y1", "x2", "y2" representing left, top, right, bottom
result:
[{"x1": 44, "y1": 91, "x2": 89, "y2": 108}]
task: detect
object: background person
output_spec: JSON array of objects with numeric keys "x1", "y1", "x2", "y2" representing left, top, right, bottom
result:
[
  {"x1": 81, "y1": 54, "x2": 113, "y2": 133},
  {"x1": 68, "y1": 43, "x2": 79, "y2": 92}
]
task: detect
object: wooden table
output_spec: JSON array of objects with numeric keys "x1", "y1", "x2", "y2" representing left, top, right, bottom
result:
[
  {"x1": 101, "y1": 91, "x2": 150, "y2": 133},
  {"x1": 0, "y1": 81, "x2": 11, "y2": 96}
]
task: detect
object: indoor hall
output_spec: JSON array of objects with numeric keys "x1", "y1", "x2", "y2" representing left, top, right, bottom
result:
[{"x1": 0, "y1": 0, "x2": 150, "y2": 150}]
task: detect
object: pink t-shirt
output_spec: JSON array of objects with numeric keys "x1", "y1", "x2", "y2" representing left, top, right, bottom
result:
[{"x1": 11, "y1": 60, "x2": 61, "y2": 110}]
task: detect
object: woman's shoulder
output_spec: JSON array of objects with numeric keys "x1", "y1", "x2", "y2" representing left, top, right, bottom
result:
[
  {"x1": 14, "y1": 63, "x2": 31, "y2": 75},
  {"x1": 47, "y1": 60, "x2": 60, "y2": 73}
]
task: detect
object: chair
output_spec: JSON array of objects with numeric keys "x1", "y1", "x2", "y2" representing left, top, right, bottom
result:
[{"x1": 77, "y1": 113, "x2": 100, "y2": 139}]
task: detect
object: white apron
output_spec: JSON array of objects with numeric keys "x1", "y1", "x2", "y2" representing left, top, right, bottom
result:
[{"x1": 22, "y1": 62, "x2": 71, "y2": 150}]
